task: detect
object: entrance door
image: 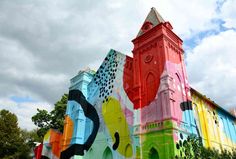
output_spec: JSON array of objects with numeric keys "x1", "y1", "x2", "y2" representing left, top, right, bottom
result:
[
  {"x1": 102, "y1": 147, "x2": 113, "y2": 159},
  {"x1": 148, "y1": 147, "x2": 159, "y2": 159}
]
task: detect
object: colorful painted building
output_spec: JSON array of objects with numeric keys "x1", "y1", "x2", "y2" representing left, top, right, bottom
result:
[{"x1": 39, "y1": 7, "x2": 236, "y2": 159}]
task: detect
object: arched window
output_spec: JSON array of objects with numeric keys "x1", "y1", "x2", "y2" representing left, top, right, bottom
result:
[
  {"x1": 88, "y1": 148, "x2": 94, "y2": 158},
  {"x1": 102, "y1": 147, "x2": 113, "y2": 159},
  {"x1": 175, "y1": 73, "x2": 184, "y2": 102},
  {"x1": 146, "y1": 73, "x2": 156, "y2": 104},
  {"x1": 148, "y1": 147, "x2": 159, "y2": 159},
  {"x1": 125, "y1": 144, "x2": 132, "y2": 157}
]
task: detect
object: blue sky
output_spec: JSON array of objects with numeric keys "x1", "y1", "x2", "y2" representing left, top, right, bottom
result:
[
  {"x1": 0, "y1": 0, "x2": 235, "y2": 130},
  {"x1": 183, "y1": 0, "x2": 232, "y2": 50},
  {"x1": 10, "y1": 96, "x2": 36, "y2": 103}
]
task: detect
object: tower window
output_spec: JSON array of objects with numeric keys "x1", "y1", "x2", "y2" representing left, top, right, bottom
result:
[{"x1": 141, "y1": 21, "x2": 153, "y2": 32}]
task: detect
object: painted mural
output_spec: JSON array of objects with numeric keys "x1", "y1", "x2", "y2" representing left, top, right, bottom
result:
[
  {"x1": 41, "y1": 129, "x2": 62, "y2": 159},
  {"x1": 37, "y1": 7, "x2": 236, "y2": 159},
  {"x1": 191, "y1": 88, "x2": 236, "y2": 150},
  {"x1": 34, "y1": 143, "x2": 43, "y2": 159}
]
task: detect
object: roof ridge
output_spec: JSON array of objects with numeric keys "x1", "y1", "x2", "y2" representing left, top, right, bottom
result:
[
  {"x1": 151, "y1": 7, "x2": 165, "y2": 24},
  {"x1": 137, "y1": 7, "x2": 165, "y2": 37}
]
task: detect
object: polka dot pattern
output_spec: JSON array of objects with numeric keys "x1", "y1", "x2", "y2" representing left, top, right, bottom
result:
[{"x1": 92, "y1": 50, "x2": 120, "y2": 103}]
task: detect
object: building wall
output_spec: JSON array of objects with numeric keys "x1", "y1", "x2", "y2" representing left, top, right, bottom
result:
[
  {"x1": 129, "y1": 14, "x2": 197, "y2": 159},
  {"x1": 192, "y1": 91, "x2": 236, "y2": 150},
  {"x1": 42, "y1": 65, "x2": 236, "y2": 159},
  {"x1": 41, "y1": 129, "x2": 62, "y2": 159},
  {"x1": 84, "y1": 50, "x2": 135, "y2": 159},
  {"x1": 40, "y1": 8, "x2": 236, "y2": 159},
  {"x1": 60, "y1": 71, "x2": 94, "y2": 159},
  {"x1": 60, "y1": 48, "x2": 195, "y2": 159}
]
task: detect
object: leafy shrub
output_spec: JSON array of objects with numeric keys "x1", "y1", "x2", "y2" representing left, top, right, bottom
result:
[{"x1": 175, "y1": 135, "x2": 236, "y2": 159}]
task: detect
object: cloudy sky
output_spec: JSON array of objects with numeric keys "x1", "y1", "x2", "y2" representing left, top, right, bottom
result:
[{"x1": 0, "y1": 0, "x2": 235, "y2": 130}]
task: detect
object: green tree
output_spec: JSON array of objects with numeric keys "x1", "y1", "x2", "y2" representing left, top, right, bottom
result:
[
  {"x1": 50, "y1": 93, "x2": 68, "y2": 132},
  {"x1": 0, "y1": 109, "x2": 31, "y2": 159},
  {"x1": 32, "y1": 94, "x2": 68, "y2": 137},
  {"x1": 20, "y1": 129, "x2": 42, "y2": 150}
]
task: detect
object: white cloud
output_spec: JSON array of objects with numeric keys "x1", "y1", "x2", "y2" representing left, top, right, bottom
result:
[
  {"x1": 220, "y1": 0, "x2": 236, "y2": 28},
  {"x1": 138, "y1": 0, "x2": 219, "y2": 39},
  {"x1": 0, "y1": 37, "x2": 69, "y2": 103},
  {"x1": 186, "y1": 29, "x2": 236, "y2": 108},
  {"x1": 0, "y1": 0, "x2": 235, "y2": 130},
  {"x1": 0, "y1": 97, "x2": 52, "y2": 130}
]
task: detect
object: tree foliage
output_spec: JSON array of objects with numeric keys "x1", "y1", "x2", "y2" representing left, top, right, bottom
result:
[
  {"x1": 20, "y1": 129, "x2": 42, "y2": 150},
  {"x1": 175, "y1": 135, "x2": 236, "y2": 159},
  {"x1": 0, "y1": 109, "x2": 35, "y2": 159},
  {"x1": 32, "y1": 94, "x2": 68, "y2": 137}
]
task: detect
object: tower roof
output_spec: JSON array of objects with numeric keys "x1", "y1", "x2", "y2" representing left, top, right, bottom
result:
[{"x1": 137, "y1": 7, "x2": 165, "y2": 37}]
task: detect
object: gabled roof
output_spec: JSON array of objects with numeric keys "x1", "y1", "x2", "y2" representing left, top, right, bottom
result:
[
  {"x1": 191, "y1": 87, "x2": 236, "y2": 120},
  {"x1": 137, "y1": 7, "x2": 165, "y2": 37},
  {"x1": 87, "y1": 49, "x2": 132, "y2": 103}
]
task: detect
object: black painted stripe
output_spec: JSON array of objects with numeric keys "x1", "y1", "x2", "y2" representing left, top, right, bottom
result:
[
  {"x1": 112, "y1": 132, "x2": 120, "y2": 150},
  {"x1": 60, "y1": 89, "x2": 100, "y2": 159},
  {"x1": 180, "y1": 101, "x2": 192, "y2": 111}
]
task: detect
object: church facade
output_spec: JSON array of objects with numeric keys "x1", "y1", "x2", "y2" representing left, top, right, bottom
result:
[{"x1": 38, "y1": 8, "x2": 236, "y2": 159}]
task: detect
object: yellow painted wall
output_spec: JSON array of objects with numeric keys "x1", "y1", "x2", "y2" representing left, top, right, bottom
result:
[{"x1": 192, "y1": 93, "x2": 236, "y2": 151}]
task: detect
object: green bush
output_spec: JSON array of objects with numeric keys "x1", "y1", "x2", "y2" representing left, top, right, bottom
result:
[{"x1": 175, "y1": 135, "x2": 236, "y2": 159}]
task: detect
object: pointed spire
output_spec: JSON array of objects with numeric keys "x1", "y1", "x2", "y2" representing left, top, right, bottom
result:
[{"x1": 137, "y1": 7, "x2": 165, "y2": 37}]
